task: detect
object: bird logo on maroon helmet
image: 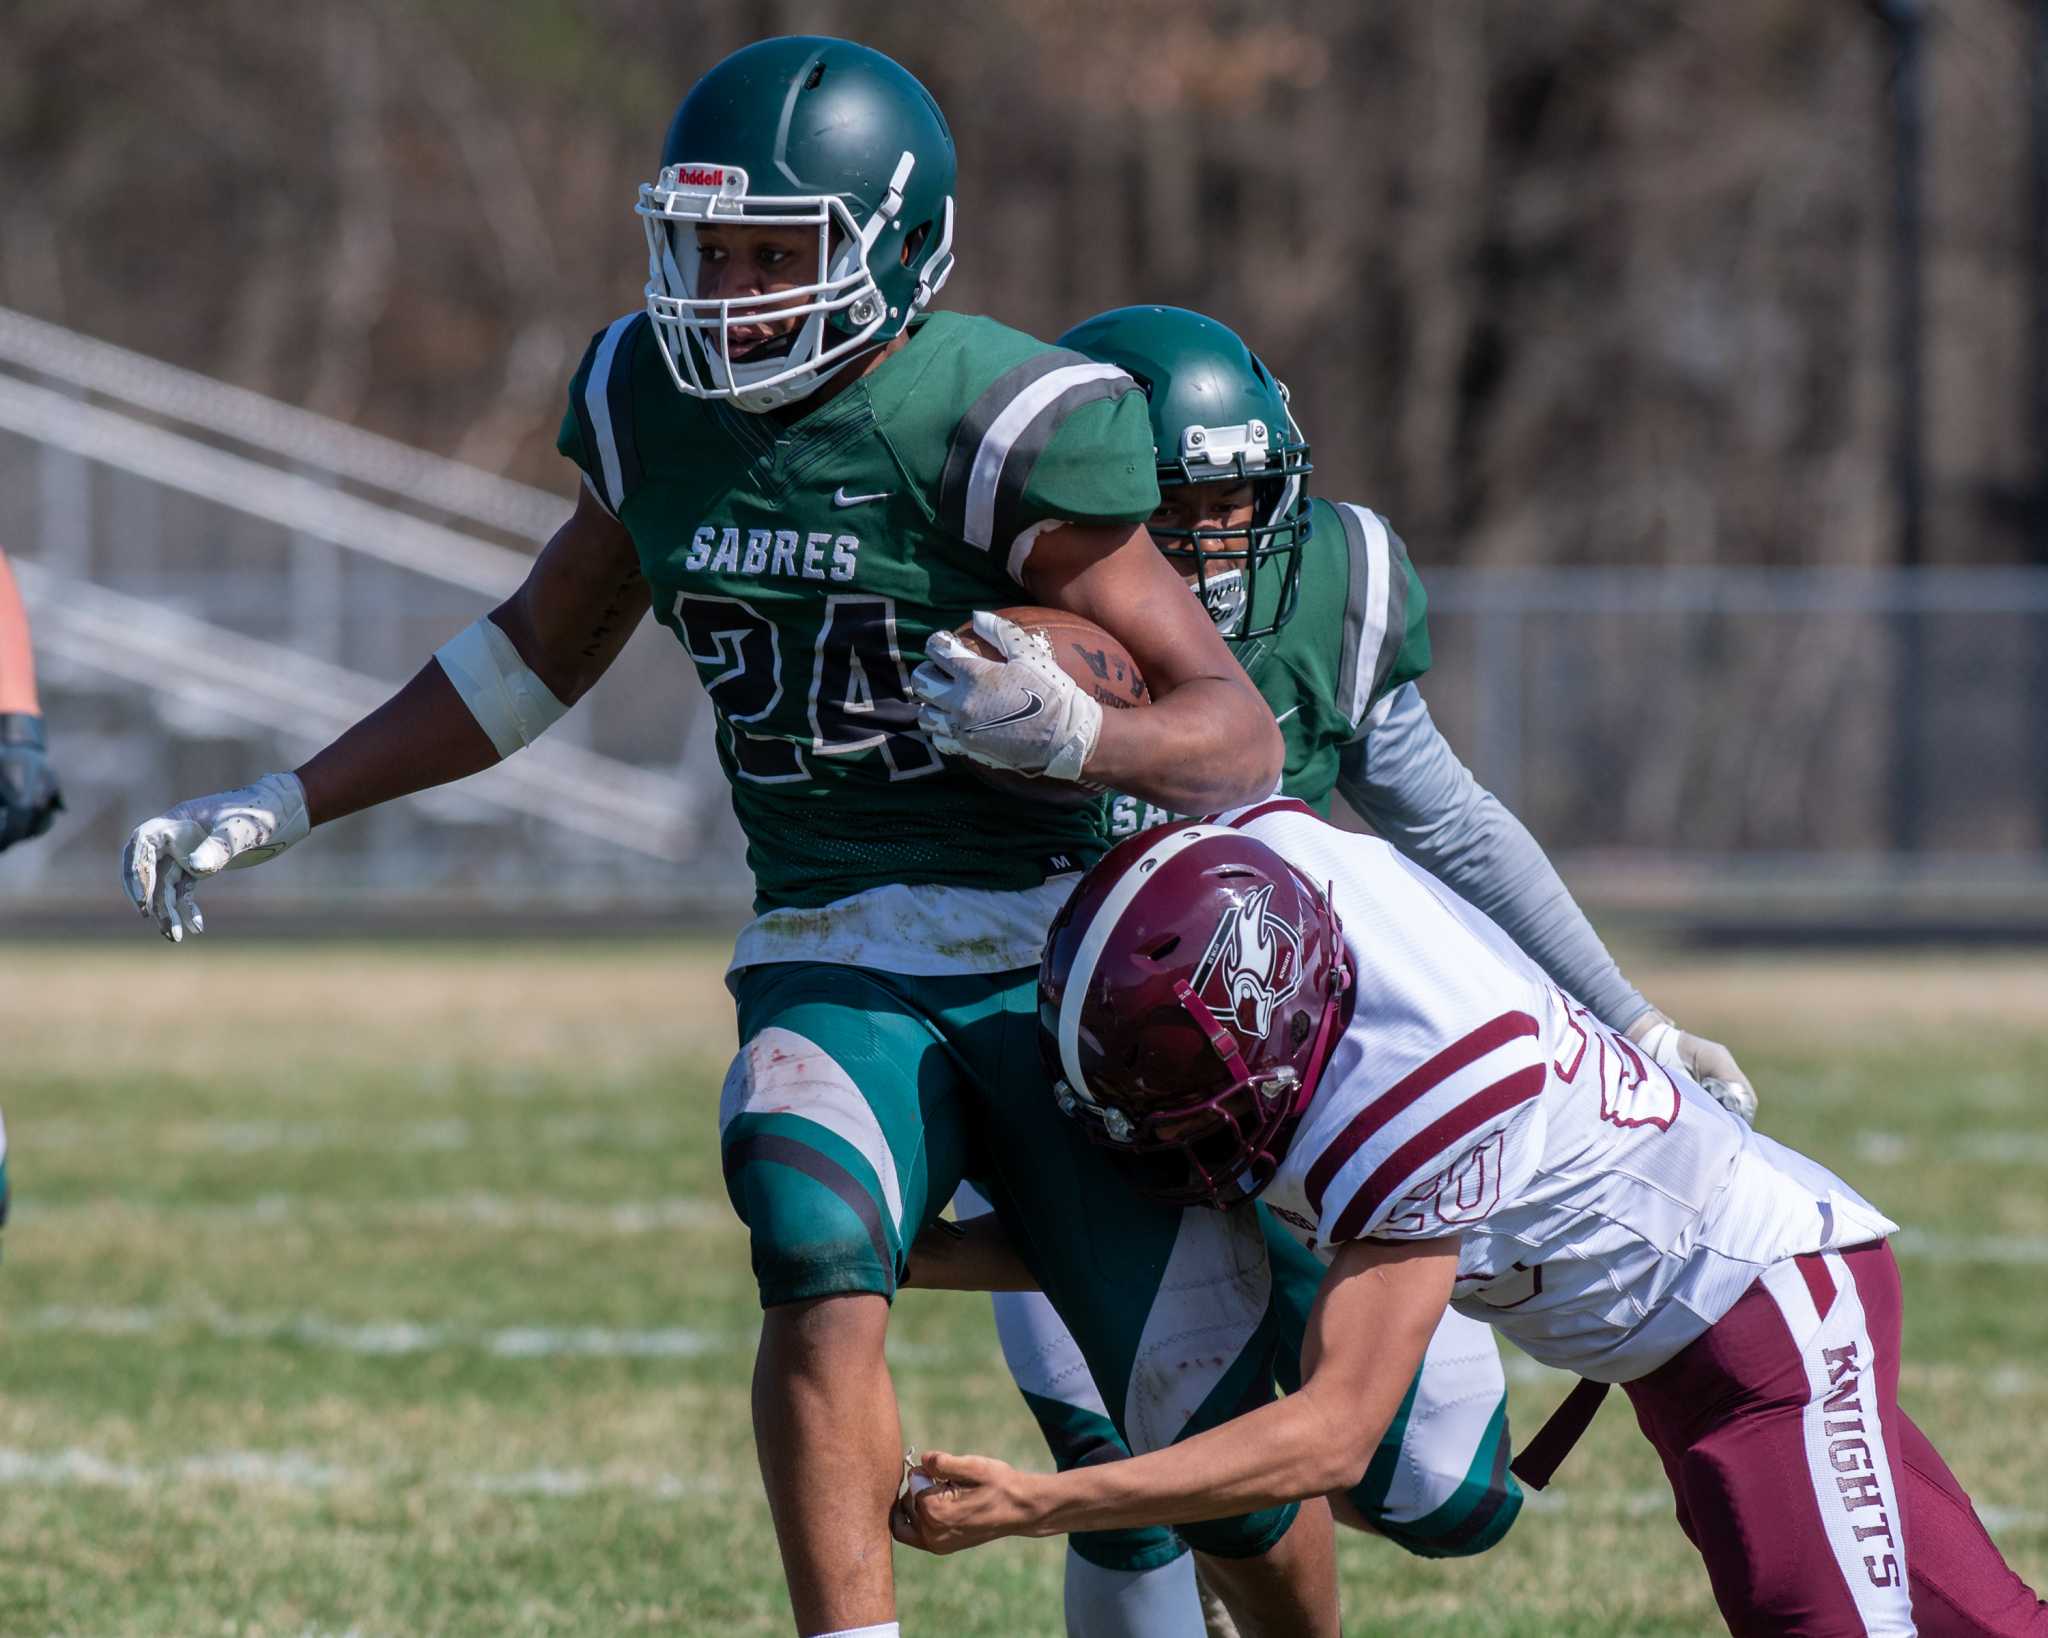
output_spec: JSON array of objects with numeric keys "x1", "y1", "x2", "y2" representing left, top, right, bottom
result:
[{"x1": 1190, "y1": 882, "x2": 1303, "y2": 1040}]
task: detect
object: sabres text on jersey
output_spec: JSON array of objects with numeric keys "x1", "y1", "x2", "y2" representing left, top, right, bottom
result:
[{"x1": 558, "y1": 309, "x2": 1161, "y2": 911}]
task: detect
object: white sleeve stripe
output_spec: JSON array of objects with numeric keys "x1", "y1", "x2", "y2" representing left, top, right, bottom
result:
[
  {"x1": 965, "y1": 362, "x2": 1131, "y2": 550},
  {"x1": 579, "y1": 469, "x2": 618, "y2": 518},
  {"x1": 584, "y1": 315, "x2": 636, "y2": 512},
  {"x1": 1338, "y1": 503, "x2": 1392, "y2": 727}
]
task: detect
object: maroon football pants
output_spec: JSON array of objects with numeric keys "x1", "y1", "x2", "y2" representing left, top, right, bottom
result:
[{"x1": 1623, "y1": 1241, "x2": 2047, "y2": 1635}]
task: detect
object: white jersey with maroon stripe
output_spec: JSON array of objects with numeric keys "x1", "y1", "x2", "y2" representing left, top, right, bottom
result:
[{"x1": 1233, "y1": 800, "x2": 1897, "y2": 1383}]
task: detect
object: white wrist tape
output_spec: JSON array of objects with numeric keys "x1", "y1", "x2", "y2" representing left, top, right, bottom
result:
[{"x1": 434, "y1": 616, "x2": 569, "y2": 758}]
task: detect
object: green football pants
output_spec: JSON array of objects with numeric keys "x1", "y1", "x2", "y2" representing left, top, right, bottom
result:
[
  {"x1": 719, "y1": 960, "x2": 1298, "y2": 1561},
  {"x1": 978, "y1": 1220, "x2": 1523, "y2": 1569}
]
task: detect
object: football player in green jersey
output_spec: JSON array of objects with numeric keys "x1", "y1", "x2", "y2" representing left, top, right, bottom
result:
[
  {"x1": 930, "y1": 306, "x2": 1762, "y2": 1636},
  {"x1": 1065, "y1": 306, "x2": 1755, "y2": 1108},
  {"x1": 118, "y1": 40, "x2": 1352, "y2": 1638}
]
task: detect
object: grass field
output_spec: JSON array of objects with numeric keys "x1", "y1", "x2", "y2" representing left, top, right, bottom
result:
[{"x1": 3, "y1": 938, "x2": 2045, "y2": 1636}]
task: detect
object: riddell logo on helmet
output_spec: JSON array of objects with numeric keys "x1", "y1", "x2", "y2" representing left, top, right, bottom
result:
[
  {"x1": 672, "y1": 165, "x2": 727, "y2": 187},
  {"x1": 1191, "y1": 883, "x2": 1303, "y2": 1039}
]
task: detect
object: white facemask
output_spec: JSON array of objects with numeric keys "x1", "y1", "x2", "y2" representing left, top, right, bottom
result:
[{"x1": 636, "y1": 154, "x2": 953, "y2": 414}]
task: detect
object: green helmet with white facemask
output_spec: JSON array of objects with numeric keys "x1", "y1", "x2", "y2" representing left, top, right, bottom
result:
[
  {"x1": 1058, "y1": 306, "x2": 1312, "y2": 639},
  {"x1": 637, "y1": 36, "x2": 958, "y2": 414}
]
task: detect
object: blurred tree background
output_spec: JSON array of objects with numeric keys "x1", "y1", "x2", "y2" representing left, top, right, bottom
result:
[{"x1": 2, "y1": 0, "x2": 2040, "y2": 569}]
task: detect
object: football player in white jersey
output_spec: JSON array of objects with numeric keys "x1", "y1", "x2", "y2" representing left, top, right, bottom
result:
[{"x1": 897, "y1": 802, "x2": 2048, "y2": 1636}]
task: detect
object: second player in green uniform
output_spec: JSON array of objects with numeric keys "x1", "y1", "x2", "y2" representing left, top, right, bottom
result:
[{"x1": 946, "y1": 303, "x2": 1762, "y2": 1636}]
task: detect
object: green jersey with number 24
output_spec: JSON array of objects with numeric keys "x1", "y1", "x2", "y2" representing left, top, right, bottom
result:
[
  {"x1": 558, "y1": 310, "x2": 1160, "y2": 912},
  {"x1": 1106, "y1": 496, "x2": 1431, "y2": 837}
]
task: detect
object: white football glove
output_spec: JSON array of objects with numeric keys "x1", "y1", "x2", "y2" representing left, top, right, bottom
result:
[
  {"x1": 911, "y1": 611, "x2": 1103, "y2": 784},
  {"x1": 120, "y1": 771, "x2": 310, "y2": 943},
  {"x1": 1630, "y1": 1011, "x2": 1758, "y2": 1124}
]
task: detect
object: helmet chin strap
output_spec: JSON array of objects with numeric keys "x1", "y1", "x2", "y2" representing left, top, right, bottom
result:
[
  {"x1": 1173, "y1": 977, "x2": 1257, "y2": 1087},
  {"x1": 1171, "y1": 943, "x2": 1350, "y2": 1126},
  {"x1": 1293, "y1": 949, "x2": 1353, "y2": 1120}
]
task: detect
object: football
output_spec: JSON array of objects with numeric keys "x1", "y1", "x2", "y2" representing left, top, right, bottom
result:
[{"x1": 951, "y1": 606, "x2": 1150, "y2": 806}]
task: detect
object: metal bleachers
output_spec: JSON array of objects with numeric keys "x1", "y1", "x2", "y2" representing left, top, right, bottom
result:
[{"x1": 0, "y1": 306, "x2": 742, "y2": 914}]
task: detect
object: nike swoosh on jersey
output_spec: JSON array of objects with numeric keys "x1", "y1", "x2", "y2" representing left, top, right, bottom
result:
[
  {"x1": 831, "y1": 486, "x2": 895, "y2": 508},
  {"x1": 963, "y1": 692, "x2": 1045, "y2": 733},
  {"x1": 1273, "y1": 705, "x2": 1301, "y2": 725}
]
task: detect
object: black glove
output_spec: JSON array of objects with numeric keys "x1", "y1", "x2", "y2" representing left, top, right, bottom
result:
[{"x1": 0, "y1": 712, "x2": 64, "y2": 852}]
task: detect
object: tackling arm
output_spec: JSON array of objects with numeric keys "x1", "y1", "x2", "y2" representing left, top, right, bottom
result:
[{"x1": 895, "y1": 1237, "x2": 1457, "y2": 1550}]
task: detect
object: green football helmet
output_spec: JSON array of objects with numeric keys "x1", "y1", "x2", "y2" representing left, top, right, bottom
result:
[
  {"x1": 637, "y1": 37, "x2": 958, "y2": 414},
  {"x1": 1059, "y1": 306, "x2": 1312, "y2": 639}
]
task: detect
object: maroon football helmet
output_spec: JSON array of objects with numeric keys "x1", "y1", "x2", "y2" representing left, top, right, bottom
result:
[{"x1": 1038, "y1": 822, "x2": 1352, "y2": 1207}]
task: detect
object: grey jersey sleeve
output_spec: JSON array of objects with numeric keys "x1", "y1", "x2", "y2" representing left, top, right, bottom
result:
[{"x1": 1337, "y1": 683, "x2": 1652, "y2": 1032}]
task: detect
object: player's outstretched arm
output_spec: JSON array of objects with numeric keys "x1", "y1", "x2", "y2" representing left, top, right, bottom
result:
[
  {"x1": 122, "y1": 488, "x2": 649, "y2": 939},
  {"x1": 895, "y1": 1236, "x2": 1456, "y2": 1552},
  {"x1": 1030, "y1": 521, "x2": 1282, "y2": 812},
  {"x1": 1339, "y1": 684, "x2": 1758, "y2": 1120}
]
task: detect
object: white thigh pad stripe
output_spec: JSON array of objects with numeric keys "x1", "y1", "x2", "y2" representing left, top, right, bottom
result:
[
  {"x1": 1123, "y1": 1206, "x2": 1272, "y2": 1454},
  {"x1": 1383, "y1": 1308, "x2": 1509, "y2": 1522},
  {"x1": 991, "y1": 1290, "x2": 1112, "y2": 1421},
  {"x1": 718, "y1": 1027, "x2": 905, "y2": 1239},
  {"x1": 1759, "y1": 1258, "x2": 1822, "y2": 1345}
]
